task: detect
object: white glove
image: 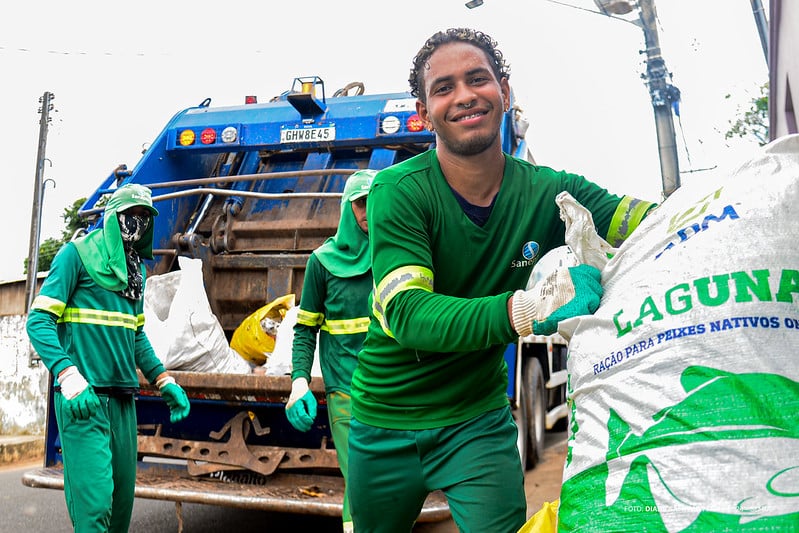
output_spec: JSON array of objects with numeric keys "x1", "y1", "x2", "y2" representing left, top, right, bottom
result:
[
  {"x1": 286, "y1": 377, "x2": 310, "y2": 409},
  {"x1": 512, "y1": 264, "x2": 603, "y2": 337},
  {"x1": 59, "y1": 366, "x2": 89, "y2": 400},
  {"x1": 285, "y1": 378, "x2": 317, "y2": 432}
]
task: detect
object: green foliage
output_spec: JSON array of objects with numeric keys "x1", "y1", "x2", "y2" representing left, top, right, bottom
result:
[
  {"x1": 61, "y1": 197, "x2": 90, "y2": 242},
  {"x1": 24, "y1": 238, "x2": 63, "y2": 273},
  {"x1": 24, "y1": 197, "x2": 89, "y2": 274},
  {"x1": 724, "y1": 82, "x2": 769, "y2": 146}
]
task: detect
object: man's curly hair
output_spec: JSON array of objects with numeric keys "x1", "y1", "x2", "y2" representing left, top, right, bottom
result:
[{"x1": 409, "y1": 28, "x2": 511, "y2": 102}]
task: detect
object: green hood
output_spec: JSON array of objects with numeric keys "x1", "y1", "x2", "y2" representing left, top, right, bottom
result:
[
  {"x1": 73, "y1": 183, "x2": 159, "y2": 291},
  {"x1": 314, "y1": 169, "x2": 376, "y2": 278}
]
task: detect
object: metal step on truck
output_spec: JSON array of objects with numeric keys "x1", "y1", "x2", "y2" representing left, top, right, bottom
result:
[{"x1": 22, "y1": 76, "x2": 569, "y2": 523}]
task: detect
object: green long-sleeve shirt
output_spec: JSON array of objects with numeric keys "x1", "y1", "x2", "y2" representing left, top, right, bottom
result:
[
  {"x1": 351, "y1": 151, "x2": 655, "y2": 430},
  {"x1": 291, "y1": 253, "x2": 372, "y2": 394},
  {"x1": 26, "y1": 242, "x2": 166, "y2": 388}
]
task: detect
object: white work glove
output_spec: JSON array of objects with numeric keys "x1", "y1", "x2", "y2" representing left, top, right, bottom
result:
[
  {"x1": 58, "y1": 366, "x2": 101, "y2": 421},
  {"x1": 511, "y1": 264, "x2": 603, "y2": 337},
  {"x1": 59, "y1": 366, "x2": 88, "y2": 399},
  {"x1": 285, "y1": 378, "x2": 317, "y2": 432}
]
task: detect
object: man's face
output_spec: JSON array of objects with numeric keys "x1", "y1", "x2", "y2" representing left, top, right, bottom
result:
[
  {"x1": 417, "y1": 41, "x2": 510, "y2": 157},
  {"x1": 351, "y1": 196, "x2": 368, "y2": 234},
  {"x1": 117, "y1": 206, "x2": 152, "y2": 243}
]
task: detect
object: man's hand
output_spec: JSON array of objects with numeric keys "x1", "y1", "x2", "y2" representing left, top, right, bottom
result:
[
  {"x1": 285, "y1": 378, "x2": 317, "y2": 432},
  {"x1": 512, "y1": 264, "x2": 603, "y2": 336},
  {"x1": 59, "y1": 366, "x2": 101, "y2": 421},
  {"x1": 157, "y1": 376, "x2": 190, "y2": 423},
  {"x1": 69, "y1": 387, "x2": 102, "y2": 421}
]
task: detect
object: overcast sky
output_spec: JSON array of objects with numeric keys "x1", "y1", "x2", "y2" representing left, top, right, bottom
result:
[{"x1": 0, "y1": 0, "x2": 768, "y2": 282}]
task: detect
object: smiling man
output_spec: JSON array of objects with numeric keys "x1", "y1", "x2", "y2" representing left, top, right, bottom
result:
[{"x1": 346, "y1": 28, "x2": 656, "y2": 533}]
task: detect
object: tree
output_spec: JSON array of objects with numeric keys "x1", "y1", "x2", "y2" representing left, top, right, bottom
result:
[
  {"x1": 24, "y1": 197, "x2": 89, "y2": 274},
  {"x1": 724, "y1": 82, "x2": 769, "y2": 146},
  {"x1": 59, "y1": 197, "x2": 91, "y2": 242}
]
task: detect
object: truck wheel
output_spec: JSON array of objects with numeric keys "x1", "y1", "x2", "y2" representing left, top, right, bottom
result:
[
  {"x1": 523, "y1": 358, "x2": 547, "y2": 469},
  {"x1": 512, "y1": 384, "x2": 528, "y2": 470}
]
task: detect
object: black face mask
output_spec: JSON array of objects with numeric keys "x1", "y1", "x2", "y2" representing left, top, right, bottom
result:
[{"x1": 118, "y1": 213, "x2": 151, "y2": 243}]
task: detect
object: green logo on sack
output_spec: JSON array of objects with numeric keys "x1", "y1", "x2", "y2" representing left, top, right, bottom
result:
[{"x1": 560, "y1": 366, "x2": 799, "y2": 531}]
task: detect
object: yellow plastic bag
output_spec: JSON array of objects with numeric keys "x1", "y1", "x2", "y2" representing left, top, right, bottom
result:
[
  {"x1": 517, "y1": 499, "x2": 559, "y2": 533},
  {"x1": 231, "y1": 294, "x2": 295, "y2": 366}
]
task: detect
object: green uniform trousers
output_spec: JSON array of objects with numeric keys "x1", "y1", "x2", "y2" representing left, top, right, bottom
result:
[
  {"x1": 54, "y1": 392, "x2": 137, "y2": 533},
  {"x1": 348, "y1": 405, "x2": 526, "y2": 533},
  {"x1": 327, "y1": 391, "x2": 353, "y2": 531}
]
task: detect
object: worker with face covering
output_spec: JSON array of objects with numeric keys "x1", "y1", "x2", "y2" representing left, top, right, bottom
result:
[
  {"x1": 26, "y1": 183, "x2": 190, "y2": 533},
  {"x1": 285, "y1": 169, "x2": 376, "y2": 533}
]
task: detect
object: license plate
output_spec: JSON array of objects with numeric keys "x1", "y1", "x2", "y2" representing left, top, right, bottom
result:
[{"x1": 280, "y1": 126, "x2": 336, "y2": 143}]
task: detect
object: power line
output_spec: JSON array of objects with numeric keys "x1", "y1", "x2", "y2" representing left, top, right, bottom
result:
[{"x1": 0, "y1": 43, "x2": 275, "y2": 58}]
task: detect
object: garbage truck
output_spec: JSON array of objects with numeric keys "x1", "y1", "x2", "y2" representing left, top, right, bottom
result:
[{"x1": 22, "y1": 76, "x2": 569, "y2": 522}]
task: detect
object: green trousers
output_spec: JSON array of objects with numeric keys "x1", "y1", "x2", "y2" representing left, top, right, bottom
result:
[
  {"x1": 54, "y1": 392, "x2": 137, "y2": 533},
  {"x1": 348, "y1": 405, "x2": 526, "y2": 533},
  {"x1": 327, "y1": 391, "x2": 353, "y2": 530}
]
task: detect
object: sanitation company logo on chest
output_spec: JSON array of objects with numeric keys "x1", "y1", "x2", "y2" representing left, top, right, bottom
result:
[{"x1": 511, "y1": 241, "x2": 539, "y2": 269}]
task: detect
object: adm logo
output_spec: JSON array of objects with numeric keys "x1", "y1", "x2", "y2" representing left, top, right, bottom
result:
[{"x1": 511, "y1": 241, "x2": 539, "y2": 268}]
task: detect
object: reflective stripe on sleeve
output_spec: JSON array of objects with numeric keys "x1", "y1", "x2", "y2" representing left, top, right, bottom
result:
[
  {"x1": 372, "y1": 293, "x2": 394, "y2": 339},
  {"x1": 297, "y1": 308, "x2": 325, "y2": 327},
  {"x1": 373, "y1": 266, "x2": 434, "y2": 338},
  {"x1": 606, "y1": 196, "x2": 657, "y2": 247},
  {"x1": 30, "y1": 295, "x2": 66, "y2": 317}
]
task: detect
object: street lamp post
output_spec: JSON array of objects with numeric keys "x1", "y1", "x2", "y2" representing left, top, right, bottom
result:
[{"x1": 595, "y1": 0, "x2": 681, "y2": 198}]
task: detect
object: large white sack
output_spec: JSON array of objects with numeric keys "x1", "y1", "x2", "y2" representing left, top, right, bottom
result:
[
  {"x1": 144, "y1": 256, "x2": 252, "y2": 374},
  {"x1": 557, "y1": 135, "x2": 799, "y2": 532}
]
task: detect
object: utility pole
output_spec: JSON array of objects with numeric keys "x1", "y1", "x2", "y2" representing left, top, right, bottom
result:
[
  {"x1": 24, "y1": 91, "x2": 55, "y2": 315},
  {"x1": 594, "y1": 0, "x2": 681, "y2": 198},
  {"x1": 637, "y1": 0, "x2": 681, "y2": 198}
]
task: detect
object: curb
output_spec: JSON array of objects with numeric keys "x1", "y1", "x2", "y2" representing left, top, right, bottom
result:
[{"x1": 0, "y1": 436, "x2": 44, "y2": 465}]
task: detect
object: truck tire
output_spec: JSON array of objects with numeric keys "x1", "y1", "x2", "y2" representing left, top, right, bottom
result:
[
  {"x1": 512, "y1": 384, "x2": 528, "y2": 470},
  {"x1": 523, "y1": 358, "x2": 547, "y2": 469}
]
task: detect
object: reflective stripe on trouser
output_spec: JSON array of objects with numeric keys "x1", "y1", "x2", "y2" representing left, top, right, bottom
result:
[
  {"x1": 327, "y1": 391, "x2": 353, "y2": 528},
  {"x1": 348, "y1": 405, "x2": 526, "y2": 533},
  {"x1": 54, "y1": 392, "x2": 137, "y2": 533}
]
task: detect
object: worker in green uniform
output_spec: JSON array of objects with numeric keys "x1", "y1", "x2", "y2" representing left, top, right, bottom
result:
[
  {"x1": 26, "y1": 183, "x2": 190, "y2": 533},
  {"x1": 285, "y1": 169, "x2": 376, "y2": 533},
  {"x1": 347, "y1": 28, "x2": 657, "y2": 533}
]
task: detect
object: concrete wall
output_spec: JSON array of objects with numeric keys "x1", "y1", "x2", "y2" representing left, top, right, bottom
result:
[{"x1": 0, "y1": 314, "x2": 48, "y2": 435}]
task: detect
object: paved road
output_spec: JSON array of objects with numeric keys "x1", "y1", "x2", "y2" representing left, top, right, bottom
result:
[{"x1": 1, "y1": 432, "x2": 566, "y2": 532}]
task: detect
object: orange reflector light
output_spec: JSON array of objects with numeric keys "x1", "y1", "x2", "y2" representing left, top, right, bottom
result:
[
  {"x1": 179, "y1": 129, "x2": 196, "y2": 146},
  {"x1": 301, "y1": 82, "x2": 314, "y2": 94},
  {"x1": 245, "y1": 95, "x2": 257, "y2": 104},
  {"x1": 200, "y1": 128, "x2": 216, "y2": 144},
  {"x1": 407, "y1": 114, "x2": 425, "y2": 133}
]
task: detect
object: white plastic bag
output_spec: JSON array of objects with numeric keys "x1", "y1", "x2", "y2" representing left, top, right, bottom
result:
[
  {"x1": 556, "y1": 190, "x2": 617, "y2": 271},
  {"x1": 144, "y1": 257, "x2": 252, "y2": 374},
  {"x1": 264, "y1": 306, "x2": 322, "y2": 377}
]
